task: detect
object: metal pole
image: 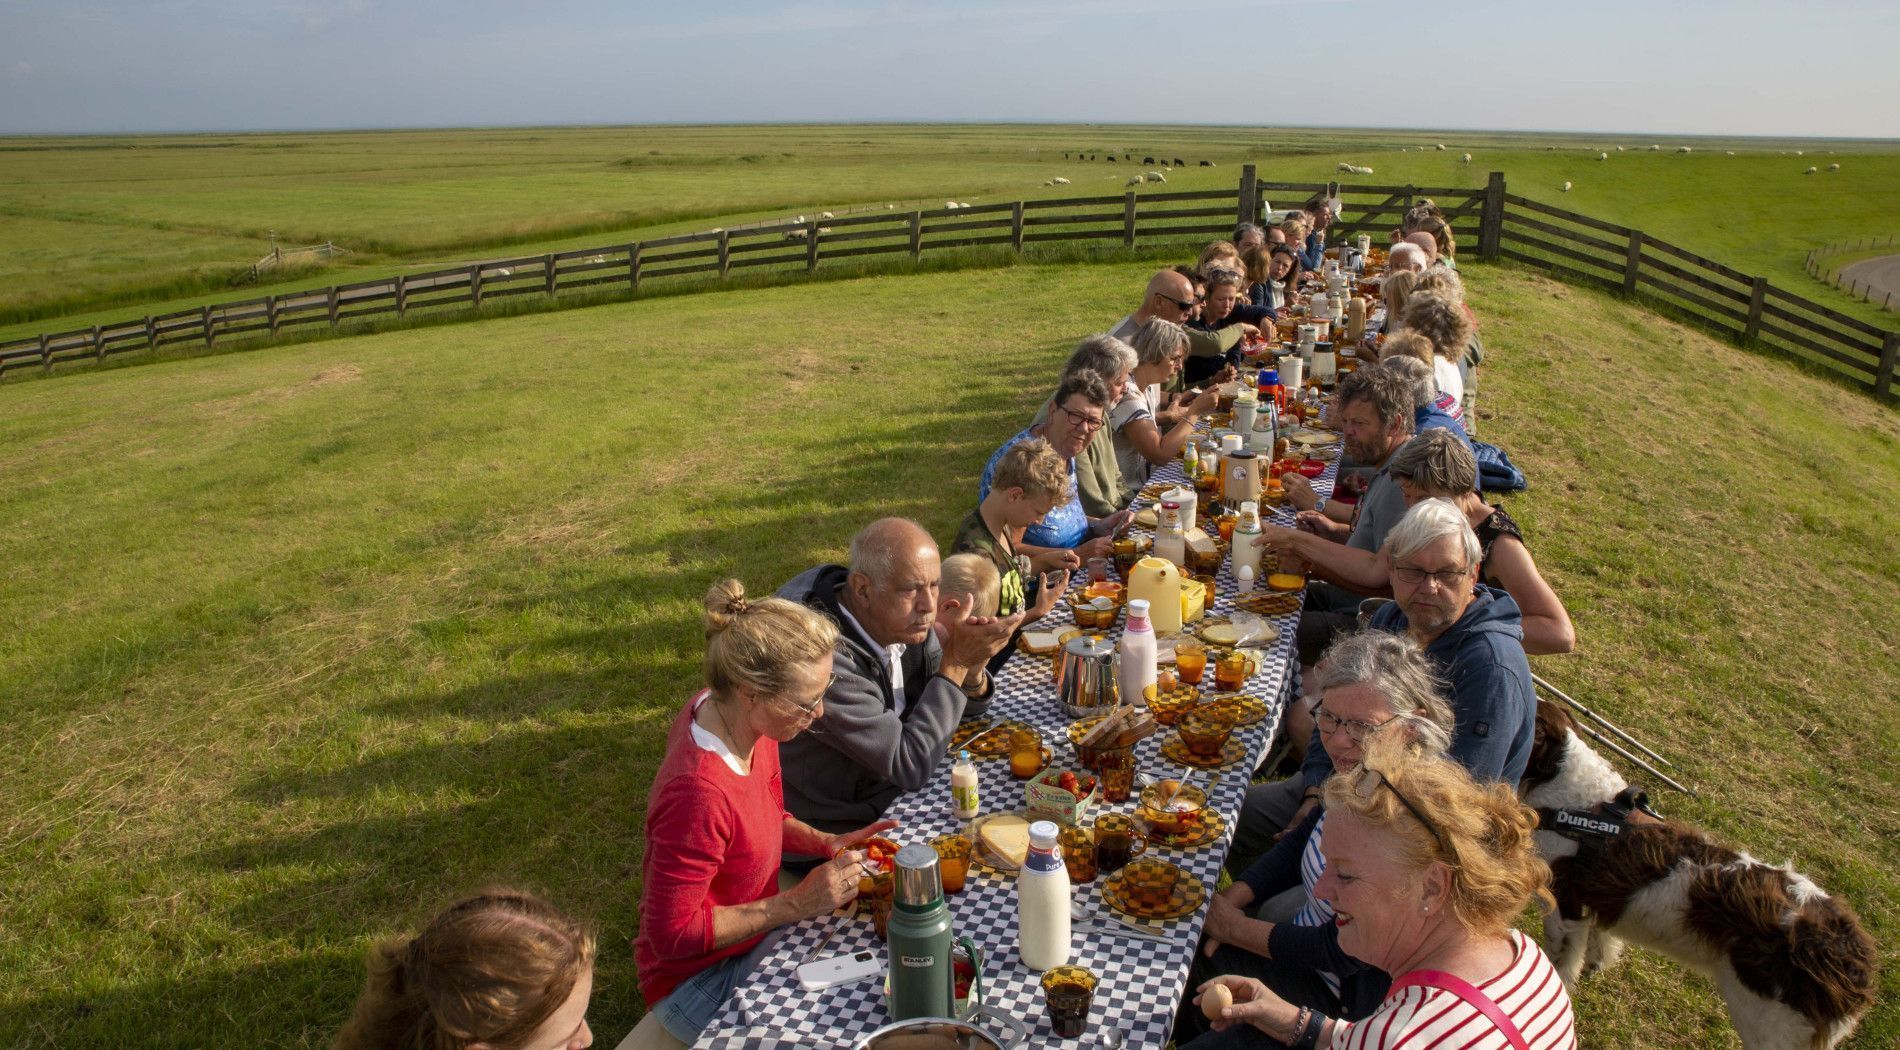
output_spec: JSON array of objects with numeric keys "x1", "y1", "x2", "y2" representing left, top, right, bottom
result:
[{"x1": 1532, "y1": 673, "x2": 1674, "y2": 768}]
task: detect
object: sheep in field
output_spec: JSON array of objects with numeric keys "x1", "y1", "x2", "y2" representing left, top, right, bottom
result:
[
  {"x1": 1805, "y1": 166, "x2": 1818, "y2": 174},
  {"x1": 1829, "y1": 163, "x2": 1841, "y2": 171},
  {"x1": 1172, "y1": 157, "x2": 1184, "y2": 167},
  {"x1": 1148, "y1": 172, "x2": 1166, "y2": 183},
  {"x1": 820, "y1": 211, "x2": 834, "y2": 219},
  {"x1": 1435, "y1": 143, "x2": 1446, "y2": 150},
  {"x1": 1461, "y1": 153, "x2": 1472, "y2": 163},
  {"x1": 944, "y1": 201, "x2": 958, "y2": 209},
  {"x1": 1127, "y1": 174, "x2": 1145, "y2": 186},
  {"x1": 1562, "y1": 181, "x2": 1573, "y2": 192},
  {"x1": 1052, "y1": 177, "x2": 1070, "y2": 185},
  {"x1": 1677, "y1": 146, "x2": 1692, "y2": 154}
]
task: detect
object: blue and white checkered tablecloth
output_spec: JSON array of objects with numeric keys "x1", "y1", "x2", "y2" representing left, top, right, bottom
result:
[{"x1": 696, "y1": 444, "x2": 1338, "y2": 1049}]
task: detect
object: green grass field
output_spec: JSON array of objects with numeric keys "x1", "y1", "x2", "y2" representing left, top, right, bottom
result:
[
  {"x1": 0, "y1": 254, "x2": 1893, "y2": 1048},
  {"x1": 4, "y1": 124, "x2": 1896, "y2": 340}
]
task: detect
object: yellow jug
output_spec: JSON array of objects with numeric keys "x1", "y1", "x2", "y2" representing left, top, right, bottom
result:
[{"x1": 1127, "y1": 556, "x2": 1185, "y2": 634}]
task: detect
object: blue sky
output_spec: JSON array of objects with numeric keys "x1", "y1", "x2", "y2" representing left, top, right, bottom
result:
[{"x1": 1, "y1": 0, "x2": 1895, "y2": 136}]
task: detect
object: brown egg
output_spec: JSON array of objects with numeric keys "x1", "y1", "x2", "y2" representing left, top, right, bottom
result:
[{"x1": 1201, "y1": 983, "x2": 1234, "y2": 1020}]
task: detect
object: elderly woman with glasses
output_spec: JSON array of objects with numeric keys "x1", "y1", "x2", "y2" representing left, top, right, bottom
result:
[
  {"x1": 1180, "y1": 631, "x2": 1455, "y2": 1047},
  {"x1": 987, "y1": 365, "x2": 1135, "y2": 563},
  {"x1": 1195, "y1": 741, "x2": 1574, "y2": 1049},
  {"x1": 633, "y1": 579, "x2": 899, "y2": 1047}
]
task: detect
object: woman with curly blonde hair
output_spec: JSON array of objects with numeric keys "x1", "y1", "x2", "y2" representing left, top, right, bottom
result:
[
  {"x1": 1197, "y1": 738, "x2": 1575, "y2": 1049},
  {"x1": 335, "y1": 889, "x2": 597, "y2": 1050}
]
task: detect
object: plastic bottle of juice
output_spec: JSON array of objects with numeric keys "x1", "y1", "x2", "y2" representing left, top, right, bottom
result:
[{"x1": 950, "y1": 750, "x2": 980, "y2": 820}]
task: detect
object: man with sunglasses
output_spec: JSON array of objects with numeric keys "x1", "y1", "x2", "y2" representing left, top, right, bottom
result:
[
  {"x1": 1110, "y1": 269, "x2": 1256, "y2": 374},
  {"x1": 777, "y1": 518, "x2": 1023, "y2": 861}
]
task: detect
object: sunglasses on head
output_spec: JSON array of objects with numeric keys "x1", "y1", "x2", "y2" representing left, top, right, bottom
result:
[{"x1": 1353, "y1": 763, "x2": 1451, "y2": 856}]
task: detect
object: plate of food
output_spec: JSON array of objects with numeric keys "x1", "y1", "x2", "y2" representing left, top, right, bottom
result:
[{"x1": 970, "y1": 811, "x2": 1034, "y2": 872}]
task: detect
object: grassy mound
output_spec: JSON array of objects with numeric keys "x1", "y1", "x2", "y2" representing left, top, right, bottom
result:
[{"x1": 0, "y1": 260, "x2": 1893, "y2": 1047}]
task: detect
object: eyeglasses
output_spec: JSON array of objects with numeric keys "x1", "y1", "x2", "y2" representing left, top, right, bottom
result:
[
  {"x1": 1205, "y1": 267, "x2": 1243, "y2": 283},
  {"x1": 1392, "y1": 563, "x2": 1471, "y2": 589},
  {"x1": 1315, "y1": 705, "x2": 1392, "y2": 743},
  {"x1": 1156, "y1": 293, "x2": 1201, "y2": 311},
  {"x1": 1057, "y1": 403, "x2": 1106, "y2": 432},
  {"x1": 774, "y1": 674, "x2": 837, "y2": 715},
  {"x1": 1353, "y1": 763, "x2": 1451, "y2": 857}
]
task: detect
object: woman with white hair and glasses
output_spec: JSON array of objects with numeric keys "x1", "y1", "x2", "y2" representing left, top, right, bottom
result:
[
  {"x1": 1257, "y1": 431, "x2": 1574, "y2": 656},
  {"x1": 1180, "y1": 631, "x2": 1457, "y2": 1048},
  {"x1": 1110, "y1": 318, "x2": 1220, "y2": 488}
]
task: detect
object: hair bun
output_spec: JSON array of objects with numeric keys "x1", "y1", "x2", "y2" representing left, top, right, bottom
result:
[{"x1": 702, "y1": 579, "x2": 750, "y2": 633}]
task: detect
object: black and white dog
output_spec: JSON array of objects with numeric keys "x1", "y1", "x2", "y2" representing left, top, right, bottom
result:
[{"x1": 1519, "y1": 702, "x2": 1877, "y2": 1050}]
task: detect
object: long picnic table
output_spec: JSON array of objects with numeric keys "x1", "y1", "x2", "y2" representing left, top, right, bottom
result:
[{"x1": 696, "y1": 434, "x2": 1339, "y2": 1049}]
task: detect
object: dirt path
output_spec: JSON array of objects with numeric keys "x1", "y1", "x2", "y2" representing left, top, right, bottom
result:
[{"x1": 1837, "y1": 253, "x2": 1900, "y2": 311}]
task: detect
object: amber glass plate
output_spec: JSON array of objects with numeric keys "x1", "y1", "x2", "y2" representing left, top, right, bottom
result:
[
  {"x1": 1196, "y1": 693, "x2": 1269, "y2": 727},
  {"x1": 1161, "y1": 735, "x2": 1246, "y2": 769},
  {"x1": 1102, "y1": 862, "x2": 1207, "y2": 920},
  {"x1": 949, "y1": 719, "x2": 1033, "y2": 759}
]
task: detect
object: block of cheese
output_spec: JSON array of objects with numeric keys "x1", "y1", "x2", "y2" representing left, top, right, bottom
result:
[{"x1": 978, "y1": 814, "x2": 1031, "y2": 868}]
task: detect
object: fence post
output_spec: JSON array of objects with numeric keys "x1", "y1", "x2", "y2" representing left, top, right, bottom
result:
[
  {"x1": 203, "y1": 305, "x2": 216, "y2": 347},
  {"x1": 1011, "y1": 201, "x2": 1025, "y2": 252},
  {"x1": 1878, "y1": 332, "x2": 1899, "y2": 400},
  {"x1": 1623, "y1": 230, "x2": 1644, "y2": 294},
  {"x1": 628, "y1": 243, "x2": 642, "y2": 291},
  {"x1": 394, "y1": 276, "x2": 407, "y2": 317},
  {"x1": 717, "y1": 230, "x2": 731, "y2": 277},
  {"x1": 1479, "y1": 171, "x2": 1505, "y2": 260},
  {"x1": 145, "y1": 315, "x2": 157, "y2": 352},
  {"x1": 469, "y1": 265, "x2": 483, "y2": 308},
  {"x1": 1744, "y1": 276, "x2": 1767, "y2": 340},
  {"x1": 327, "y1": 287, "x2": 341, "y2": 327},
  {"x1": 93, "y1": 324, "x2": 105, "y2": 361},
  {"x1": 909, "y1": 211, "x2": 922, "y2": 259},
  {"x1": 1239, "y1": 165, "x2": 1258, "y2": 227},
  {"x1": 544, "y1": 253, "x2": 558, "y2": 296},
  {"x1": 39, "y1": 333, "x2": 50, "y2": 373},
  {"x1": 266, "y1": 295, "x2": 279, "y2": 333},
  {"x1": 805, "y1": 219, "x2": 820, "y2": 273},
  {"x1": 1123, "y1": 191, "x2": 1138, "y2": 247}
]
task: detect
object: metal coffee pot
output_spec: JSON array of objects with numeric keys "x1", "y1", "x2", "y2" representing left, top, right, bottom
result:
[{"x1": 1055, "y1": 634, "x2": 1119, "y2": 718}]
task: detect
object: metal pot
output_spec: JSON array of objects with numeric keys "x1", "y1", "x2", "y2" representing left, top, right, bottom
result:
[
  {"x1": 1055, "y1": 633, "x2": 1119, "y2": 718},
  {"x1": 851, "y1": 1006, "x2": 1029, "y2": 1050}
]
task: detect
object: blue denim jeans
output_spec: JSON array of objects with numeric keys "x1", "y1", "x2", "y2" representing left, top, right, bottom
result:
[{"x1": 651, "y1": 930, "x2": 782, "y2": 1043}]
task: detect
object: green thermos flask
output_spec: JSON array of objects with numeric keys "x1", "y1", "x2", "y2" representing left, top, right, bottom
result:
[{"x1": 886, "y1": 843, "x2": 954, "y2": 1020}]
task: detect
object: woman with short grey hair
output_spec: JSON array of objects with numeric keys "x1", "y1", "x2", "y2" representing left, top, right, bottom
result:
[
  {"x1": 1260, "y1": 458, "x2": 1575, "y2": 656},
  {"x1": 1110, "y1": 319, "x2": 1216, "y2": 488},
  {"x1": 1187, "y1": 629, "x2": 1457, "y2": 1043}
]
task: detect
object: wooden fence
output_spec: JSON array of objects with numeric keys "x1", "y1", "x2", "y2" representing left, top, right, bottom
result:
[
  {"x1": 4, "y1": 168, "x2": 1895, "y2": 398},
  {"x1": 1804, "y1": 235, "x2": 1900, "y2": 311}
]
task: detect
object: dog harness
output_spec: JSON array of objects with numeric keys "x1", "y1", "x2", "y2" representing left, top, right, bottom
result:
[{"x1": 1537, "y1": 786, "x2": 1661, "y2": 852}]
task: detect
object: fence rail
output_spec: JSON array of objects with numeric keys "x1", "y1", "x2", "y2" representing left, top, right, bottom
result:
[{"x1": 4, "y1": 168, "x2": 1894, "y2": 398}]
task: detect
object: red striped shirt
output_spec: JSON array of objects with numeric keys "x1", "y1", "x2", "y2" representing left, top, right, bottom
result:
[{"x1": 1331, "y1": 931, "x2": 1577, "y2": 1050}]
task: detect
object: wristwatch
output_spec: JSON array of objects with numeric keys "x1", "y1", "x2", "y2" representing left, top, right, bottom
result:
[{"x1": 1314, "y1": 498, "x2": 1328, "y2": 515}]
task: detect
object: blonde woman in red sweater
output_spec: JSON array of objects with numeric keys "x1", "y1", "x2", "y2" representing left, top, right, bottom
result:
[{"x1": 626, "y1": 580, "x2": 898, "y2": 1049}]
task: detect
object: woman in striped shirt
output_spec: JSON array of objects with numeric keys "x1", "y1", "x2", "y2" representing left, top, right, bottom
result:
[
  {"x1": 1196, "y1": 741, "x2": 1576, "y2": 1050},
  {"x1": 1182, "y1": 632, "x2": 1458, "y2": 1046}
]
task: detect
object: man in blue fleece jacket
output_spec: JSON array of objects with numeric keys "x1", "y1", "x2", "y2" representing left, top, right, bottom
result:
[{"x1": 1228, "y1": 498, "x2": 1536, "y2": 872}]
